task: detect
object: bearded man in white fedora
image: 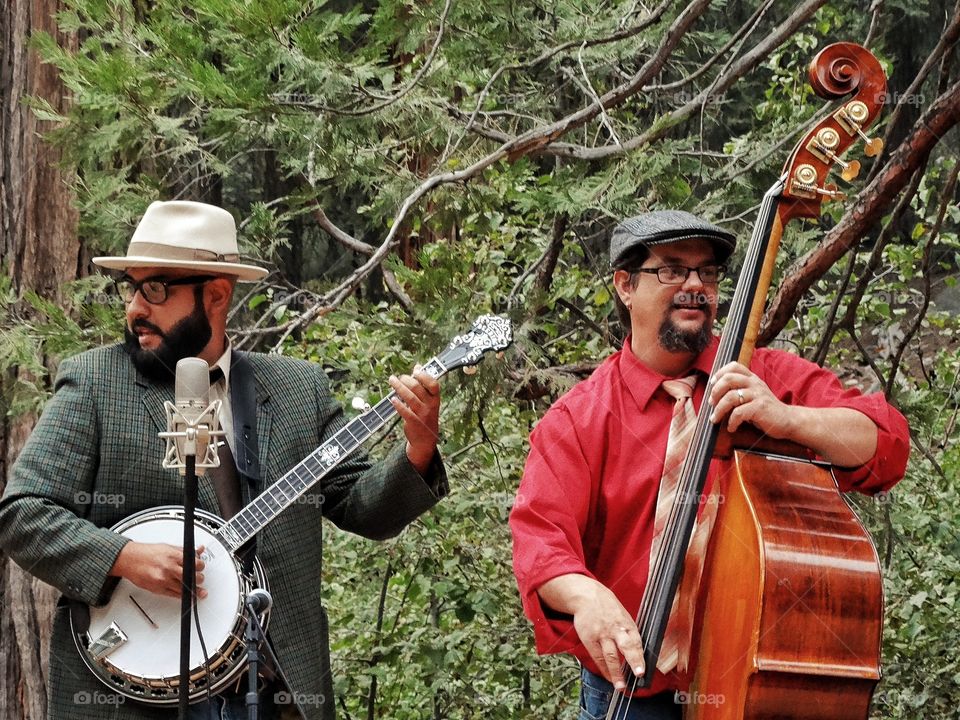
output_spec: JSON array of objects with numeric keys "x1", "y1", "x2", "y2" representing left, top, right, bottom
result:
[{"x1": 0, "y1": 200, "x2": 448, "y2": 720}]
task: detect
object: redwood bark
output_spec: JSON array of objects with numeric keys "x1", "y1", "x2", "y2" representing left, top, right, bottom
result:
[{"x1": 1, "y1": 2, "x2": 80, "y2": 718}]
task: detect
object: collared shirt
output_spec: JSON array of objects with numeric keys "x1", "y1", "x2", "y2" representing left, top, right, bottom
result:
[
  {"x1": 509, "y1": 336, "x2": 910, "y2": 694},
  {"x1": 209, "y1": 340, "x2": 234, "y2": 451}
]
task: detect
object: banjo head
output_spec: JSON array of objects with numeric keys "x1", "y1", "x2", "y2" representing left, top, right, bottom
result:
[{"x1": 75, "y1": 506, "x2": 268, "y2": 704}]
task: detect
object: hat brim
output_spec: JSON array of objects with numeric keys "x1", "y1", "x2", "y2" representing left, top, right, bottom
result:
[{"x1": 92, "y1": 255, "x2": 269, "y2": 281}]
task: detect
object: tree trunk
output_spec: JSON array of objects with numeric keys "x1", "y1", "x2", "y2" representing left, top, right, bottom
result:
[{"x1": 1, "y1": 2, "x2": 80, "y2": 718}]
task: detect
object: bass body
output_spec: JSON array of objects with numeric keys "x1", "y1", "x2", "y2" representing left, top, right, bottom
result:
[{"x1": 688, "y1": 449, "x2": 883, "y2": 719}]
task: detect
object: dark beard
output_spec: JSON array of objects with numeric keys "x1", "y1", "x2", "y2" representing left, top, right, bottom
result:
[
  {"x1": 658, "y1": 316, "x2": 711, "y2": 355},
  {"x1": 123, "y1": 292, "x2": 213, "y2": 383}
]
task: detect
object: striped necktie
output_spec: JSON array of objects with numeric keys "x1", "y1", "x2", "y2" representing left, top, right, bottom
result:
[{"x1": 649, "y1": 375, "x2": 722, "y2": 674}]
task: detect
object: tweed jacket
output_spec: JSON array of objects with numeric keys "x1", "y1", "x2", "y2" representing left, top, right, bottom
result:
[{"x1": 0, "y1": 344, "x2": 448, "y2": 720}]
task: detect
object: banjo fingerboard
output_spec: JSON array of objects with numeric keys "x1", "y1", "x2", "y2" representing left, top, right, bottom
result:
[{"x1": 216, "y1": 356, "x2": 447, "y2": 552}]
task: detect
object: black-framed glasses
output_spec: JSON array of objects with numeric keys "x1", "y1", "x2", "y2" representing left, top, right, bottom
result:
[
  {"x1": 114, "y1": 275, "x2": 215, "y2": 304},
  {"x1": 634, "y1": 264, "x2": 726, "y2": 285}
]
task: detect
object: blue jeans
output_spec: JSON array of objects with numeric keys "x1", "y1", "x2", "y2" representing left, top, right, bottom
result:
[{"x1": 578, "y1": 667, "x2": 681, "y2": 720}]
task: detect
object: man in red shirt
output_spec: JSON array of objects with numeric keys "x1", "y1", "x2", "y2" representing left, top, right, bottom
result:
[{"x1": 509, "y1": 210, "x2": 910, "y2": 719}]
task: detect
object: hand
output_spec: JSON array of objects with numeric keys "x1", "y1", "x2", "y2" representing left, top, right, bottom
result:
[
  {"x1": 388, "y1": 365, "x2": 441, "y2": 474},
  {"x1": 110, "y1": 542, "x2": 207, "y2": 599},
  {"x1": 570, "y1": 582, "x2": 646, "y2": 690},
  {"x1": 540, "y1": 575, "x2": 645, "y2": 690},
  {"x1": 708, "y1": 361, "x2": 795, "y2": 437}
]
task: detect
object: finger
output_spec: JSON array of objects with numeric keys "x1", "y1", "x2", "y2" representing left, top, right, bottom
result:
[
  {"x1": 710, "y1": 386, "x2": 746, "y2": 425},
  {"x1": 412, "y1": 370, "x2": 440, "y2": 399},
  {"x1": 708, "y1": 364, "x2": 752, "y2": 405},
  {"x1": 599, "y1": 638, "x2": 626, "y2": 691},
  {"x1": 614, "y1": 626, "x2": 646, "y2": 678},
  {"x1": 725, "y1": 401, "x2": 753, "y2": 433},
  {"x1": 389, "y1": 393, "x2": 420, "y2": 423},
  {"x1": 389, "y1": 374, "x2": 428, "y2": 406}
]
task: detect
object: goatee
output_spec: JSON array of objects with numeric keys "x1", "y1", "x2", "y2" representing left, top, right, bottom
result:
[
  {"x1": 123, "y1": 294, "x2": 213, "y2": 383},
  {"x1": 658, "y1": 317, "x2": 711, "y2": 355}
]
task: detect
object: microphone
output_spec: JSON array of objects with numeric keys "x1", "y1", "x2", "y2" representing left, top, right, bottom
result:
[
  {"x1": 160, "y1": 358, "x2": 223, "y2": 475},
  {"x1": 245, "y1": 588, "x2": 273, "y2": 614}
]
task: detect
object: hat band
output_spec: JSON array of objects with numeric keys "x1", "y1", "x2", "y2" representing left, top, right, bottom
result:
[{"x1": 127, "y1": 241, "x2": 240, "y2": 263}]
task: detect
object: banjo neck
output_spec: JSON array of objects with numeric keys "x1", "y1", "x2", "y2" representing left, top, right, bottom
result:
[
  {"x1": 215, "y1": 354, "x2": 448, "y2": 552},
  {"x1": 213, "y1": 313, "x2": 514, "y2": 554}
]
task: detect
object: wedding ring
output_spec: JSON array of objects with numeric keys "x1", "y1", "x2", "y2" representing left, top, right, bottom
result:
[{"x1": 737, "y1": 389, "x2": 745, "y2": 405}]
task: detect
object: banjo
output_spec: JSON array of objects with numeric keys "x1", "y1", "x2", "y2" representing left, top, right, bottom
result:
[{"x1": 71, "y1": 314, "x2": 513, "y2": 704}]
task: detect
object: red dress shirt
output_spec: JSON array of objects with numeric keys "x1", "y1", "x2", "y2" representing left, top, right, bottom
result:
[{"x1": 509, "y1": 336, "x2": 910, "y2": 694}]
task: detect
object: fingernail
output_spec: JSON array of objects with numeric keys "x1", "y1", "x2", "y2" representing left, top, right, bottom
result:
[{"x1": 614, "y1": 681, "x2": 626, "y2": 691}]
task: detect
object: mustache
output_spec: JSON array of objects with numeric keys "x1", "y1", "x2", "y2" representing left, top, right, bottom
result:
[{"x1": 131, "y1": 319, "x2": 165, "y2": 337}]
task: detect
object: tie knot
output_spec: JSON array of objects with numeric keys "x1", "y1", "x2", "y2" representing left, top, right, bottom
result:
[
  {"x1": 662, "y1": 375, "x2": 697, "y2": 401},
  {"x1": 210, "y1": 367, "x2": 225, "y2": 385}
]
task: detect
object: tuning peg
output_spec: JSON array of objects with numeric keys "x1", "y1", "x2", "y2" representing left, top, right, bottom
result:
[
  {"x1": 808, "y1": 128, "x2": 860, "y2": 181},
  {"x1": 834, "y1": 102, "x2": 884, "y2": 158},
  {"x1": 862, "y1": 135, "x2": 883, "y2": 157},
  {"x1": 844, "y1": 113, "x2": 883, "y2": 157},
  {"x1": 839, "y1": 158, "x2": 861, "y2": 182},
  {"x1": 462, "y1": 365, "x2": 478, "y2": 376},
  {"x1": 817, "y1": 183, "x2": 846, "y2": 202}
]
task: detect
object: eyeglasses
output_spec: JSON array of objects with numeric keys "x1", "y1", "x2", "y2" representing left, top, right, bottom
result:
[
  {"x1": 634, "y1": 264, "x2": 726, "y2": 285},
  {"x1": 114, "y1": 275, "x2": 215, "y2": 304}
]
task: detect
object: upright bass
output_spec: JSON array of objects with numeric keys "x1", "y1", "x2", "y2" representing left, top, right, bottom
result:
[{"x1": 608, "y1": 42, "x2": 890, "y2": 720}]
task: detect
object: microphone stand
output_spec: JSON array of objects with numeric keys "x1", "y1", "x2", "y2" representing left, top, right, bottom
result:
[
  {"x1": 161, "y1": 357, "x2": 222, "y2": 720},
  {"x1": 244, "y1": 591, "x2": 272, "y2": 720},
  {"x1": 179, "y1": 453, "x2": 199, "y2": 720}
]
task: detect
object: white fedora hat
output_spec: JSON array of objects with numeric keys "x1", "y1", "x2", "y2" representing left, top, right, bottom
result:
[{"x1": 93, "y1": 200, "x2": 269, "y2": 281}]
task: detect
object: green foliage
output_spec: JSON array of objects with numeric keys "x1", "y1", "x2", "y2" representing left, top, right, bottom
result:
[{"x1": 8, "y1": 0, "x2": 960, "y2": 717}]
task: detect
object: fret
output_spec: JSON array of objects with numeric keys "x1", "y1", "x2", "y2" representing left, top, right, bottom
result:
[
  {"x1": 208, "y1": 316, "x2": 509, "y2": 551},
  {"x1": 290, "y1": 466, "x2": 312, "y2": 487},
  {"x1": 260, "y1": 491, "x2": 283, "y2": 514},
  {"x1": 300, "y1": 457, "x2": 323, "y2": 480},
  {"x1": 249, "y1": 503, "x2": 269, "y2": 524},
  {"x1": 340, "y1": 422, "x2": 363, "y2": 445},
  {"x1": 422, "y1": 358, "x2": 445, "y2": 378},
  {"x1": 356, "y1": 413, "x2": 380, "y2": 434}
]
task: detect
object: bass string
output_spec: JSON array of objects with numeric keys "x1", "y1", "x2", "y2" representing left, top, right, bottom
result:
[{"x1": 610, "y1": 181, "x2": 784, "y2": 717}]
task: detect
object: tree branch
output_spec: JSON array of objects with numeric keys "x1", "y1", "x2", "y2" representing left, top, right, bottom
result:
[
  {"x1": 865, "y1": 0, "x2": 960, "y2": 184},
  {"x1": 760, "y1": 78, "x2": 960, "y2": 344},
  {"x1": 265, "y1": 0, "x2": 712, "y2": 348},
  {"x1": 883, "y1": 159, "x2": 959, "y2": 395},
  {"x1": 535, "y1": 0, "x2": 828, "y2": 160}
]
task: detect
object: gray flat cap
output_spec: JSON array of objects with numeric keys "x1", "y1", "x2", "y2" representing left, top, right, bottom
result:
[{"x1": 610, "y1": 210, "x2": 736, "y2": 268}]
